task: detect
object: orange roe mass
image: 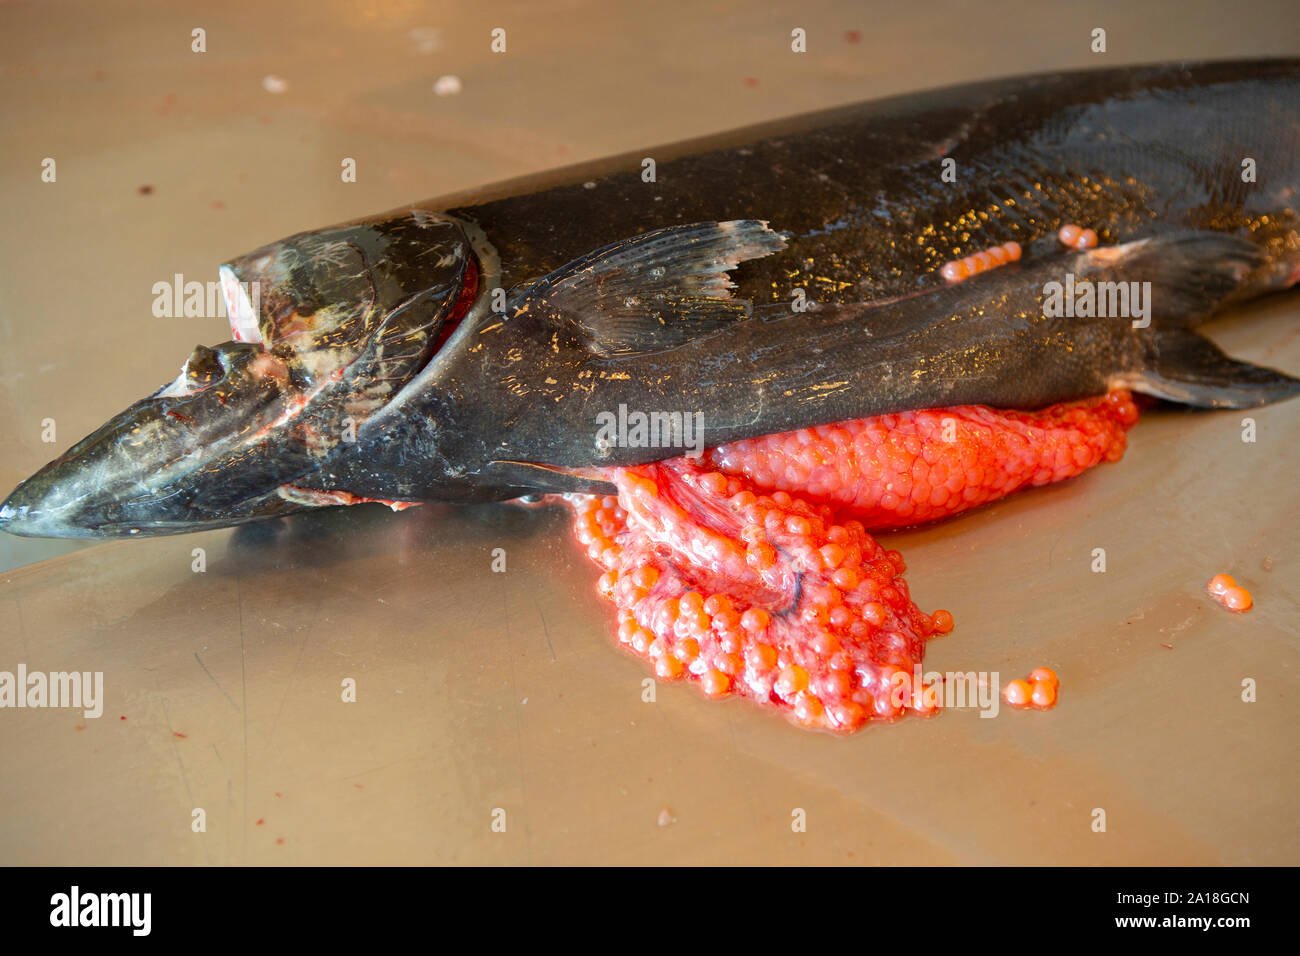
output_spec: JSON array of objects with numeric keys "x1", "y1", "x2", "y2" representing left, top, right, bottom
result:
[
  {"x1": 704, "y1": 390, "x2": 1138, "y2": 529},
  {"x1": 568, "y1": 469, "x2": 939, "y2": 732},
  {"x1": 565, "y1": 391, "x2": 1137, "y2": 732}
]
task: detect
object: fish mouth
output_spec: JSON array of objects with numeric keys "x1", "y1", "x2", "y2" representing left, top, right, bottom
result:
[
  {"x1": 0, "y1": 364, "x2": 312, "y2": 539},
  {"x1": 0, "y1": 485, "x2": 303, "y2": 539},
  {"x1": 1, "y1": 208, "x2": 478, "y2": 539}
]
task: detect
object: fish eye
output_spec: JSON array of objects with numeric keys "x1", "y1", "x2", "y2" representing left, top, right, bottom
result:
[{"x1": 183, "y1": 344, "x2": 224, "y2": 386}]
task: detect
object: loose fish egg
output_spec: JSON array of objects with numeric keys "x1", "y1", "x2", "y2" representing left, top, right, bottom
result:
[{"x1": 1207, "y1": 573, "x2": 1253, "y2": 611}]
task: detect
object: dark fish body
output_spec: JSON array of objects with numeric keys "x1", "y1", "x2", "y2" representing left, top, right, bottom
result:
[
  {"x1": 3, "y1": 59, "x2": 1300, "y2": 536},
  {"x1": 300, "y1": 58, "x2": 1300, "y2": 502}
]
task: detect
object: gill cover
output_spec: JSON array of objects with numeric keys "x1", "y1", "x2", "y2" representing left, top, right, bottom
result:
[{"x1": 219, "y1": 207, "x2": 473, "y2": 435}]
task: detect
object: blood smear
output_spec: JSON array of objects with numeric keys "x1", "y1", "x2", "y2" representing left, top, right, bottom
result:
[{"x1": 565, "y1": 390, "x2": 1138, "y2": 733}]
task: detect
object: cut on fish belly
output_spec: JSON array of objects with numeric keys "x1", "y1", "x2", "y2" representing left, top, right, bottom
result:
[{"x1": 566, "y1": 390, "x2": 1139, "y2": 733}]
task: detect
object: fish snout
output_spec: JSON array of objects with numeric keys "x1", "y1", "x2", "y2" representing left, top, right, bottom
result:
[
  {"x1": 0, "y1": 495, "x2": 18, "y2": 533},
  {"x1": 0, "y1": 471, "x2": 106, "y2": 539},
  {"x1": 0, "y1": 445, "x2": 306, "y2": 539}
]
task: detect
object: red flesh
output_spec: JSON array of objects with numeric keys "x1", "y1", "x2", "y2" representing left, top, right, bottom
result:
[{"x1": 430, "y1": 255, "x2": 479, "y2": 355}]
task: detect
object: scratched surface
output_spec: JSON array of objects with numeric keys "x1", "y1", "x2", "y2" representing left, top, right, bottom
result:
[{"x1": 0, "y1": 1, "x2": 1298, "y2": 864}]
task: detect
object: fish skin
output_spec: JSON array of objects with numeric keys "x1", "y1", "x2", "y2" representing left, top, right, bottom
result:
[{"x1": 3, "y1": 59, "x2": 1300, "y2": 537}]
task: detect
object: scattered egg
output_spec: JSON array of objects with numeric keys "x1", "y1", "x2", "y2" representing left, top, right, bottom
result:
[
  {"x1": 1058, "y1": 223, "x2": 1098, "y2": 250},
  {"x1": 940, "y1": 241, "x2": 1021, "y2": 283},
  {"x1": 1004, "y1": 666, "x2": 1059, "y2": 710},
  {"x1": 1208, "y1": 573, "x2": 1252, "y2": 611}
]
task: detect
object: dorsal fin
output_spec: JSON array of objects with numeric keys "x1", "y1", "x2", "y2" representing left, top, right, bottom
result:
[{"x1": 516, "y1": 220, "x2": 787, "y2": 357}]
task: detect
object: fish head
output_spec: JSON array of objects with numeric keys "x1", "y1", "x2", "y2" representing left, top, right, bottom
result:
[{"x1": 0, "y1": 208, "x2": 476, "y2": 538}]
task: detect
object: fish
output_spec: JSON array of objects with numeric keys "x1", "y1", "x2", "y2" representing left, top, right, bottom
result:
[{"x1": 2, "y1": 57, "x2": 1299, "y2": 540}]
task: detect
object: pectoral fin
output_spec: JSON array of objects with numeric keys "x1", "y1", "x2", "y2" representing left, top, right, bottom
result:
[
  {"x1": 515, "y1": 220, "x2": 787, "y2": 357},
  {"x1": 483, "y1": 460, "x2": 617, "y2": 495}
]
